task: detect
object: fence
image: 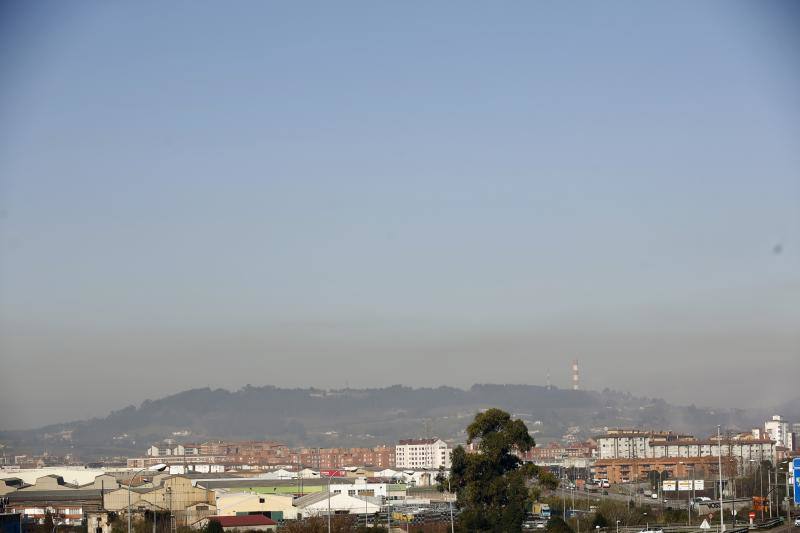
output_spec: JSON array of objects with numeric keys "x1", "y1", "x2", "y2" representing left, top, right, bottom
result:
[{"x1": 615, "y1": 525, "x2": 751, "y2": 533}]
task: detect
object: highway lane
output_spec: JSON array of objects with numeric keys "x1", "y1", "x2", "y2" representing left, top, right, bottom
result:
[{"x1": 554, "y1": 487, "x2": 692, "y2": 509}]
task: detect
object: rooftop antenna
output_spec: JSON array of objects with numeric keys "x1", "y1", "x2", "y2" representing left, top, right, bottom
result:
[{"x1": 572, "y1": 359, "x2": 579, "y2": 391}]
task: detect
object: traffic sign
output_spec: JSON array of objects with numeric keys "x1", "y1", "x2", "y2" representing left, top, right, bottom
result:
[
  {"x1": 793, "y1": 457, "x2": 800, "y2": 505},
  {"x1": 748, "y1": 512, "x2": 755, "y2": 519},
  {"x1": 700, "y1": 519, "x2": 711, "y2": 529}
]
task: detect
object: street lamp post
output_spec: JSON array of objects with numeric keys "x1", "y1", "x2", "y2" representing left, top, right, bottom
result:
[
  {"x1": 758, "y1": 461, "x2": 764, "y2": 520},
  {"x1": 165, "y1": 486, "x2": 172, "y2": 533},
  {"x1": 680, "y1": 462, "x2": 695, "y2": 526},
  {"x1": 657, "y1": 470, "x2": 667, "y2": 511},
  {"x1": 750, "y1": 459, "x2": 764, "y2": 520},
  {"x1": 127, "y1": 464, "x2": 167, "y2": 533},
  {"x1": 783, "y1": 463, "x2": 791, "y2": 528},
  {"x1": 448, "y1": 479, "x2": 455, "y2": 533},
  {"x1": 325, "y1": 472, "x2": 332, "y2": 533},
  {"x1": 717, "y1": 425, "x2": 724, "y2": 533},
  {"x1": 689, "y1": 464, "x2": 695, "y2": 526},
  {"x1": 775, "y1": 460, "x2": 791, "y2": 528}
]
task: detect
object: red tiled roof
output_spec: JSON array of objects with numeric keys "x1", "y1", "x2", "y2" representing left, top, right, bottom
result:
[{"x1": 209, "y1": 516, "x2": 277, "y2": 527}]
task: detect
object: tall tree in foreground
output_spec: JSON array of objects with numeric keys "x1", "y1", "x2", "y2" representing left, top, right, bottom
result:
[{"x1": 450, "y1": 408, "x2": 547, "y2": 532}]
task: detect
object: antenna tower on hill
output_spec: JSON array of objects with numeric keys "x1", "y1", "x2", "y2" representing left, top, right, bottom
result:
[{"x1": 572, "y1": 359, "x2": 579, "y2": 390}]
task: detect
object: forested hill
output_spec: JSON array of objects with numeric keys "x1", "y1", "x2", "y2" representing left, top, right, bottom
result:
[{"x1": 0, "y1": 384, "x2": 767, "y2": 460}]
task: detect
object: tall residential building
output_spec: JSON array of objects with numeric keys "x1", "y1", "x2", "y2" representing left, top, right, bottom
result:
[
  {"x1": 764, "y1": 415, "x2": 793, "y2": 450},
  {"x1": 395, "y1": 438, "x2": 452, "y2": 470}
]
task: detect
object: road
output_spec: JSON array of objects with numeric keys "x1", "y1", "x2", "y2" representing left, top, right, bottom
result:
[{"x1": 555, "y1": 487, "x2": 691, "y2": 509}]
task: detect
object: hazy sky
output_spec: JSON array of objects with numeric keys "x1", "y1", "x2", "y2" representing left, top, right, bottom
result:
[{"x1": 1, "y1": 1, "x2": 799, "y2": 430}]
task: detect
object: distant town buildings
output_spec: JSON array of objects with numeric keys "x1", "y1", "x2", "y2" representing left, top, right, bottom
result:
[
  {"x1": 395, "y1": 438, "x2": 452, "y2": 470},
  {"x1": 3, "y1": 413, "x2": 799, "y2": 531},
  {"x1": 130, "y1": 440, "x2": 395, "y2": 470}
]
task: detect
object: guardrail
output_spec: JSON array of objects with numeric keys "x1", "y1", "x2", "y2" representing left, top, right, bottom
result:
[
  {"x1": 750, "y1": 518, "x2": 783, "y2": 529},
  {"x1": 617, "y1": 525, "x2": 709, "y2": 533},
  {"x1": 616, "y1": 525, "x2": 751, "y2": 533}
]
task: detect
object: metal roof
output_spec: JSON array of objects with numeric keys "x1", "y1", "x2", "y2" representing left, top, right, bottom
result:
[
  {"x1": 6, "y1": 489, "x2": 103, "y2": 502},
  {"x1": 292, "y1": 491, "x2": 331, "y2": 507},
  {"x1": 196, "y1": 478, "x2": 348, "y2": 490}
]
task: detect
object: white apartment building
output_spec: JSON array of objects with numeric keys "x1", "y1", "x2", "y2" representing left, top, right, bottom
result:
[
  {"x1": 597, "y1": 429, "x2": 776, "y2": 465},
  {"x1": 395, "y1": 438, "x2": 451, "y2": 470},
  {"x1": 597, "y1": 430, "x2": 687, "y2": 459},
  {"x1": 647, "y1": 438, "x2": 775, "y2": 464},
  {"x1": 764, "y1": 415, "x2": 793, "y2": 450},
  {"x1": 147, "y1": 444, "x2": 200, "y2": 457}
]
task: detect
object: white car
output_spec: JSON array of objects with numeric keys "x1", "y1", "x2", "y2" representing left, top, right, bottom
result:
[
  {"x1": 638, "y1": 529, "x2": 664, "y2": 533},
  {"x1": 793, "y1": 517, "x2": 800, "y2": 527}
]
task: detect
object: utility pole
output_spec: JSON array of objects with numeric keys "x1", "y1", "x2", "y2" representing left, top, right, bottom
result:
[
  {"x1": 759, "y1": 462, "x2": 764, "y2": 520},
  {"x1": 387, "y1": 490, "x2": 391, "y2": 532},
  {"x1": 448, "y1": 479, "x2": 455, "y2": 533},
  {"x1": 325, "y1": 472, "x2": 332, "y2": 533},
  {"x1": 784, "y1": 465, "x2": 791, "y2": 528},
  {"x1": 717, "y1": 425, "x2": 724, "y2": 533}
]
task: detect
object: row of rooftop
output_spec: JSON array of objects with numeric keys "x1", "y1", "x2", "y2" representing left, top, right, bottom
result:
[{"x1": 0, "y1": 465, "x2": 453, "y2": 531}]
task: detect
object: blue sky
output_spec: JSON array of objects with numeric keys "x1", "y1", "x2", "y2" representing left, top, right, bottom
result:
[{"x1": 1, "y1": 1, "x2": 798, "y2": 428}]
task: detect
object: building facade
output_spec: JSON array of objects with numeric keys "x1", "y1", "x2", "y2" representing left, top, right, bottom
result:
[
  {"x1": 591, "y1": 456, "x2": 737, "y2": 484},
  {"x1": 764, "y1": 415, "x2": 794, "y2": 451},
  {"x1": 522, "y1": 441, "x2": 596, "y2": 462},
  {"x1": 395, "y1": 439, "x2": 451, "y2": 470},
  {"x1": 131, "y1": 442, "x2": 395, "y2": 470},
  {"x1": 597, "y1": 429, "x2": 776, "y2": 465},
  {"x1": 647, "y1": 437, "x2": 775, "y2": 464},
  {"x1": 597, "y1": 430, "x2": 693, "y2": 460}
]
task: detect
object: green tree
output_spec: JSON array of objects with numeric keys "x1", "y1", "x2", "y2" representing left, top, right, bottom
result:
[
  {"x1": 592, "y1": 512, "x2": 609, "y2": 529},
  {"x1": 645, "y1": 470, "x2": 657, "y2": 491},
  {"x1": 204, "y1": 519, "x2": 224, "y2": 533},
  {"x1": 450, "y1": 408, "x2": 539, "y2": 532},
  {"x1": 546, "y1": 516, "x2": 575, "y2": 533}
]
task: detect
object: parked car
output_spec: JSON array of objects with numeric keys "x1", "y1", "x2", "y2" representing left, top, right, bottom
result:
[{"x1": 793, "y1": 517, "x2": 800, "y2": 527}]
